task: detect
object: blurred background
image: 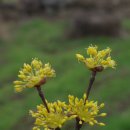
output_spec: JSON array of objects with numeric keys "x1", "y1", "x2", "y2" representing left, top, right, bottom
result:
[{"x1": 0, "y1": 0, "x2": 130, "y2": 130}]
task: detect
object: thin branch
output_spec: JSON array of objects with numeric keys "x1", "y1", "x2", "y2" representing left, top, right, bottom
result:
[
  {"x1": 75, "y1": 70, "x2": 97, "y2": 130},
  {"x1": 36, "y1": 86, "x2": 50, "y2": 113},
  {"x1": 55, "y1": 128, "x2": 61, "y2": 130},
  {"x1": 36, "y1": 85, "x2": 61, "y2": 130},
  {"x1": 86, "y1": 70, "x2": 97, "y2": 100},
  {"x1": 75, "y1": 118, "x2": 82, "y2": 130}
]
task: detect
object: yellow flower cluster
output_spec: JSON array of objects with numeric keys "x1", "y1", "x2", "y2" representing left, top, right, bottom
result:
[
  {"x1": 67, "y1": 94, "x2": 106, "y2": 126},
  {"x1": 29, "y1": 94, "x2": 106, "y2": 130},
  {"x1": 14, "y1": 58, "x2": 55, "y2": 92},
  {"x1": 29, "y1": 101, "x2": 73, "y2": 130},
  {"x1": 76, "y1": 45, "x2": 116, "y2": 71}
]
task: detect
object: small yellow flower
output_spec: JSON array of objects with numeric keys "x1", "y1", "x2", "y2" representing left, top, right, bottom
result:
[
  {"x1": 14, "y1": 58, "x2": 55, "y2": 92},
  {"x1": 76, "y1": 54, "x2": 85, "y2": 62},
  {"x1": 87, "y1": 45, "x2": 98, "y2": 56},
  {"x1": 67, "y1": 94, "x2": 106, "y2": 126},
  {"x1": 30, "y1": 101, "x2": 71, "y2": 130},
  {"x1": 85, "y1": 58, "x2": 95, "y2": 69},
  {"x1": 33, "y1": 127, "x2": 40, "y2": 130},
  {"x1": 76, "y1": 45, "x2": 116, "y2": 71}
]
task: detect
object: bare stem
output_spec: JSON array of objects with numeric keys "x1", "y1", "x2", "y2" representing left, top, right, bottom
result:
[
  {"x1": 75, "y1": 118, "x2": 82, "y2": 130},
  {"x1": 75, "y1": 70, "x2": 97, "y2": 130},
  {"x1": 36, "y1": 85, "x2": 61, "y2": 130},
  {"x1": 36, "y1": 86, "x2": 50, "y2": 113},
  {"x1": 55, "y1": 128, "x2": 61, "y2": 130},
  {"x1": 86, "y1": 70, "x2": 97, "y2": 100}
]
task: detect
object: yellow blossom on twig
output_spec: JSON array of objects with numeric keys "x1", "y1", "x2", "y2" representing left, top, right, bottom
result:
[
  {"x1": 30, "y1": 101, "x2": 73, "y2": 130},
  {"x1": 67, "y1": 94, "x2": 107, "y2": 126},
  {"x1": 76, "y1": 45, "x2": 116, "y2": 71},
  {"x1": 13, "y1": 58, "x2": 55, "y2": 92}
]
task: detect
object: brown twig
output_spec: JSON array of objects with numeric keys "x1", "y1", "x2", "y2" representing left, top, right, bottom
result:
[
  {"x1": 86, "y1": 70, "x2": 97, "y2": 100},
  {"x1": 75, "y1": 118, "x2": 82, "y2": 130},
  {"x1": 36, "y1": 86, "x2": 50, "y2": 113},
  {"x1": 55, "y1": 128, "x2": 61, "y2": 130},
  {"x1": 75, "y1": 70, "x2": 97, "y2": 130},
  {"x1": 35, "y1": 79, "x2": 61, "y2": 130}
]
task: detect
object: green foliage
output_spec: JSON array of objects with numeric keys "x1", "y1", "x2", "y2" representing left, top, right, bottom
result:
[{"x1": 122, "y1": 19, "x2": 130, "y2": 30}]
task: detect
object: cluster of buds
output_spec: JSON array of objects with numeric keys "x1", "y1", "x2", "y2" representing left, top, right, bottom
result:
[
  {"x1": 13, "y1": 45, "x2": 116, "y2": 130},
  {"x1": 76, "y1": 45, "x2": 116, "y2": 72},
  {"x1": 67, "y1": 94, "x2": 106, "y2": 126},
  {"x1": 14, "y1": 58, "x2": 55, "y2": 92},
  {"x1": 29, "y1": 101, "x2": 71, "y2": 130}
]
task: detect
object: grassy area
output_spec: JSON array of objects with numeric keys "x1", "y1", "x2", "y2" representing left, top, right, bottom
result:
[
  {"x1": 0, "y1": 18, "x2": 130, "y2": 130},
  {"x1": 122, "y1": 19, "x2": 130, "y2": 30}
]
